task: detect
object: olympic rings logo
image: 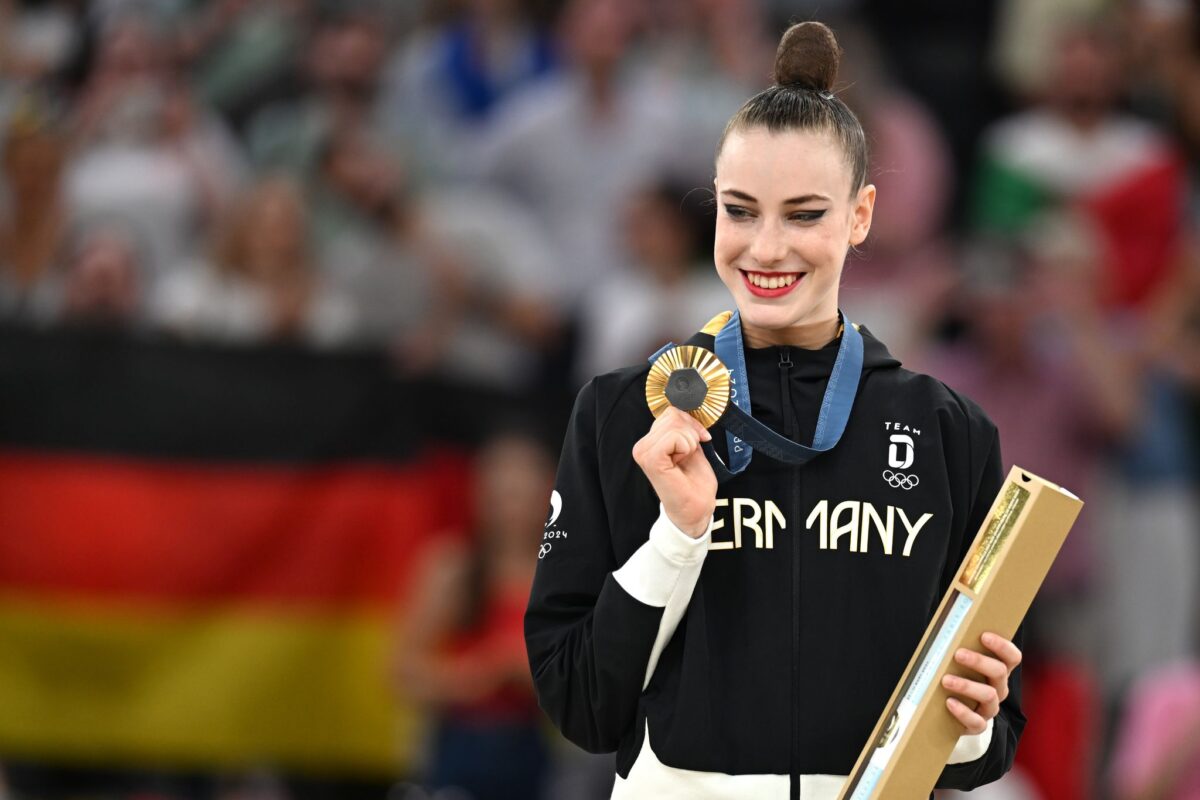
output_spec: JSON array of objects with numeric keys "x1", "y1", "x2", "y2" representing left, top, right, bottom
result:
[
  {"x1": 882, "y1": 470, "x2": 920, "y2": 490},
  {"x1": 538, "y1": 543, "x2": 552, "y2": 559}
]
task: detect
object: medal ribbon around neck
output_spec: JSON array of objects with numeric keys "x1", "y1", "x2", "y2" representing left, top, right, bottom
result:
[{"x1": 646, "y1": 309, "x2": 864, "y2": 482}]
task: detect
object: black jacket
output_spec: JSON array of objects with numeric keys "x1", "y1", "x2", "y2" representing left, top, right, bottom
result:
[{"x1": 525, "y1": 322, "x2": 1024, "y2": 797}]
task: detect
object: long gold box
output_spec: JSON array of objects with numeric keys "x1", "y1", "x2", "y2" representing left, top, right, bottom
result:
[{"x1": 838, "y1": 467, "x2": 1083, "y2": 799}]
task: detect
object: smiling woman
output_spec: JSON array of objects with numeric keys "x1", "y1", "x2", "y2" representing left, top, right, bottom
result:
[
  {"x1": 712, "y1": 21, "x2": 875, "y2": 349},
  {"x1": 525, "y1": 20, "x2": 1027, "y2": 800},
  {"x1": 714, "y1": 128, "x2": 874, "y2": 343}
]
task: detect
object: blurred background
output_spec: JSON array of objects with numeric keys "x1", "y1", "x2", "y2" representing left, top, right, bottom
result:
[{"x1": 0, "y1": 0, "x2": 1198, "y2": 798}]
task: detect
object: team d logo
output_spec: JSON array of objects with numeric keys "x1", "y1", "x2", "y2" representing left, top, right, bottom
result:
[
  {"x1": 883, "y1": 427, "x2": 919, "y2": 490},
  {"x1": 888, "y1": 434, "x2": 914, "y2": 469}
]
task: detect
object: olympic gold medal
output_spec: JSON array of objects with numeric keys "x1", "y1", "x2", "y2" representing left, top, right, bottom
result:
[{"x1": 645, "y1": 345, "x2": 731, "y2": 429}]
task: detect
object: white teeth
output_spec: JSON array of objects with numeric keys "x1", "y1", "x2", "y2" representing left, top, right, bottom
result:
[{"x1": 746, "y1": 272, "x2": 799, "y2": 289}]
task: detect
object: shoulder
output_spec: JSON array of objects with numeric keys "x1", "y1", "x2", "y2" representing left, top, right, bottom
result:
[
  {"x1": 575, "y1": 361, "x2": 654, "y2": 440},
  {"x1": 876, "y1": 364, "x2": 998, "y2": 443}
]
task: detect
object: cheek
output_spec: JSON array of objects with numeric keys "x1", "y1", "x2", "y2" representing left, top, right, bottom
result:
[
  {"x1": 713, "y1": 218, "x2": 744, "y2": 268},
  {"x1": 800, "y1": 220, "x2": 851, "y2": 269}
]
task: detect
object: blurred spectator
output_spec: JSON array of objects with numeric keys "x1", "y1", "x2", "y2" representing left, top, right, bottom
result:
[
  {"x1": 417, "y1": 183, "x2": 566, "y2": 391},
  {"x1": 971, "y1": 21, "x2": 1186, "y2": 309},
  {"x1": 1110, "y1": 660, "x2": 1200, "y2": 800},
  {"x1": 833, "y1": 24, "x2": 958, "y2": 363},
  {"x1": 1122, "y1": 0, "x2": 1200, "y2": 182},
  {"x1": 920, "y1": 214, "x2": 1135, "y2": 608},
  {"x1": 0, "y1": 91, "x2": 69, "y2": 317},
  {"x1": 177, "y1": 0, "x2": 311, "y2": 133},
  {"x1": 309, "y1": 124, "x2": 402, "y2": 253},
  {"x1": 1143, "y1": 236, "x2": 1200, "y2": 398},
  {"x1": 853, "y1": 0, "x2": 1003, "y2": 225},
  {"x1": 151, "y1": 176, "x2": 356, "y2": 346},
  {"x1": 0, "y1": 0, "x2": 84, "y2": 84},
  {"x1": 380, "y1": 0, "x2": 559, "y2": 181},
  {"x1": 307, "y1": 126, "x2": 443, "y2": 359},
  {"x1": 52, "y1": 220, "x2": 147, "y2": 327},
  {"x1": 920, "y1": 215, "x2": 1130, "y2": 800},
  {"x1": 5, "y1": 217, "x2": 148, "y2": 330},
  {"x1": 1097, "y1": 242, "x2": 1200, "y2": 694},
  {"x1": 474, "y1": 0, "x2": 682, "y2": 306},
  {"x1": 310, "y1": 125, "x2": 565, "y2": 387},
  {"x1": 65, "y1": 14, "x2": 246, "y2": 273},
  {"x1": 990, "y1": 0, "x2": 1108, "y2": 101},
  {"x1": 631, "y1": 0, "x2": 772, "y2": 182},
  {"x1": 575, "y1": 181, "x2": 728, "y2": 384},
  {"x1": 396, "y1": 430, "x2": 555, "y2": 800},
  {"x1": 246, "y1": 5, "x2": 391, "y2": 175},
  {"x1": 1011, "y1": 658, "x2": 1100, "y2": 800}
]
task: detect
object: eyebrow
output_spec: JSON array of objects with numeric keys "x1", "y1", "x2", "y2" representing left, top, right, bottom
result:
[{"x1": 721, "y1": 189, "x2": 831, "y2": 205}]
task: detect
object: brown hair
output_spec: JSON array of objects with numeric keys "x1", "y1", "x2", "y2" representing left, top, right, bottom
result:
[
  {"x1": 212, "y1": 177, "x2": 310, "y2": 280},
  {"x1": 717, "y1": 21, "x2": 869, "y2": 194}
]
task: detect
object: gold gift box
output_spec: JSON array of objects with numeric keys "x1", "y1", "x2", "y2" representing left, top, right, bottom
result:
[{"x1": 839, "y1": 467, "x2": 1083, "y2": 799}]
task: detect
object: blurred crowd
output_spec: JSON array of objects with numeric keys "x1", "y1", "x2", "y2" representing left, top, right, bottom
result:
[{"x1": 2, "y1": 0, "x2": 1200, "y2": 798}]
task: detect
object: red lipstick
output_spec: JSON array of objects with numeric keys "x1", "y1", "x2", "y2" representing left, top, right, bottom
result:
[{"x1": 740, "y1": 269, "x2": 805, "y2": 298}]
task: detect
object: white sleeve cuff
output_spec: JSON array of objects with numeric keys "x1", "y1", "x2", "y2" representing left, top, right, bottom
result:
[
  {"x1": 946, "y1": 717, "x2": 994, "y2": 764},
  {"x1": 613, "y1": 505, "x2": 712, "y2": 689},
  {"x1": 613, "y1": 505, "x2": 711, "y2": 607}
]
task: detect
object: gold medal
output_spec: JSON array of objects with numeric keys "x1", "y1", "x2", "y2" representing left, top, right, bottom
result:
[{"x1": 645, "y1": 345, "x2": 731, "y2": 429}]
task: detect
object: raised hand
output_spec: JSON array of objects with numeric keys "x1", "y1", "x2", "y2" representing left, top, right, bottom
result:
[{"x1": 632, "y1": 407, "x2": 719, "y2": 539}]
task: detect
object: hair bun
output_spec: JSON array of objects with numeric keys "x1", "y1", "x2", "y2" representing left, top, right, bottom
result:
[{"x1": 773, "y1": 21, "x2": 842, "y2": 92}]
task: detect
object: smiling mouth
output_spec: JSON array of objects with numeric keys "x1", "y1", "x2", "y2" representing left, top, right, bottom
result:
[{"x1": 740, "y1": 269, "x2": 805, "y2": 297}]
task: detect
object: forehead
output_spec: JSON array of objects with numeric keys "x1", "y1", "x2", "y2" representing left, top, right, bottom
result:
[{"x1": 716, "y1": 127, "x2": 851, "y2": 201}]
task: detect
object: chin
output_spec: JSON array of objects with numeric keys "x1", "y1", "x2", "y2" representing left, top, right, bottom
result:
[{"x1": 736, "y1": 302, "x2": 808, "y2": 332}]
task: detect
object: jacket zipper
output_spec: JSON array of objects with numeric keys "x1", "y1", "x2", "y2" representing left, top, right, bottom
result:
[{"x1": 779, "y1": 347, "x2": 801, "y2": 800}]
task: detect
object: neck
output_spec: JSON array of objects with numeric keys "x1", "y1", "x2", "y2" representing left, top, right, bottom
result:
[{"x1": 743, "y1": 312, "x2": 841, "y2": 350}]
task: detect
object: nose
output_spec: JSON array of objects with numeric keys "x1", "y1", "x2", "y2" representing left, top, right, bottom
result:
[{"x1": 748, "y1": 219, "x2": 788, "y2": 267}]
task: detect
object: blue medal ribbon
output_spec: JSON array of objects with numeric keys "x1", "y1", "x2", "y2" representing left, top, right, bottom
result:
[{"x1": 651, "y1": 309, "x2": 864, "y2": 482}]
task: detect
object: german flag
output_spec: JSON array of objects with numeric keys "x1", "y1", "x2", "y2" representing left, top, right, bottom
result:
[{"x1": 0, "y1": 325, "x2": 510, "y2": 777}]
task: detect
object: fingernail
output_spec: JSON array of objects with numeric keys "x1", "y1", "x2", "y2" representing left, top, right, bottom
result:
[
  {"x1": 956, "y1": 650, "x2": 969, "y2": 662},
  {"x1": 701, "y1": 430, "x2": 712, "y2": 441}
]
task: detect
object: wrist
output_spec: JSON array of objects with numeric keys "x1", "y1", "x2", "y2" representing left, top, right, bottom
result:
[
  {"x1": 659, "y1": 505, "x2": 714, "y2": 544},
  {"x1": 664, "y1": 510, "x2": 710, "y2": 539}
]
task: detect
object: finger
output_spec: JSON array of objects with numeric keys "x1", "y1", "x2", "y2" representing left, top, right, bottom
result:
[
  {"x1": 635, "y1": 410, "x2": 689, "y2": 460},
  {"x1": 657, "y1": 410, "x2": 710, "y2": 441},
  {"x1": 941, "y1": 674, "x2": 1000, "y2": 719},
  {"x1": 946, "y1": 697, "x2": 988, "y2": 735},
  {"x1": 954, "y1": 648, "x2": 1009, "y2": 685},
  {"x1": 677, "y1": 408, "x2": 714, "y2": 441},
  {"x1": 672, "y1": 429, "x2": 700, "y2": 460},
  {"x1": 675, "y1": 438, "x2": 717, "y2": 480},
  {"x1": 660, "y1": 429, "x2": 699, "y2": 467},
  {"x1": 981, "y1": 632, "x2": 1023, "y2": 671}
]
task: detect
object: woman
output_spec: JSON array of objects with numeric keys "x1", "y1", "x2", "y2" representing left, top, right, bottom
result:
[
  {"x1": 399, "y1": 432, "x2": 555, "y2": 800},
  {"x1": 524, "y1": 21, "x2": 1025, "y2": 798},
  {"x1": 151, "y1": 177, "x2": 356, "y2": 347}
]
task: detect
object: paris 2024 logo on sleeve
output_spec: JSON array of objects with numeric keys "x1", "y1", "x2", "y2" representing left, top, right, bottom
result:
[{"x1": 541, "y1": 490, "x2": 568, "y2": 558}]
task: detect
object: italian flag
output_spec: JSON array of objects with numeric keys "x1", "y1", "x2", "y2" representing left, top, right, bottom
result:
[{"x1": 972, "y1": 109, "x2": 1186, "y2": 307}]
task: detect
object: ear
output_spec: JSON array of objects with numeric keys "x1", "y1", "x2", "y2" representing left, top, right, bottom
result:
[{"x1": 849, "y1": 183, "x2": 876, "y2": 247}]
